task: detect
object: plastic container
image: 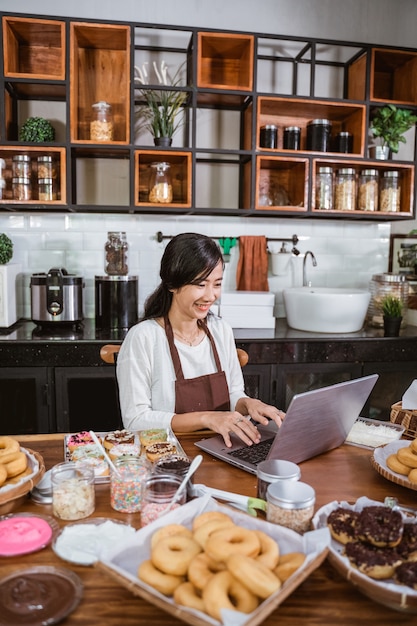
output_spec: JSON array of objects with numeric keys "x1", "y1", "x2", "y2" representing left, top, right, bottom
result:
[
  {"x1": 12, "y1": 154, "x2": 31, "y2": 178},
  {"x1": 334, "y1": 167, "x2": 356, "y2": 211},
  {"x1": 104, "y1": 231, "x2": 129, "y2": 276},
  {"x1": 256, "y1": 459, "x2": 301, "y2": 500},
  {"x1": 283, "y1": 126, "x2": 300, "y2": 150},
  {"x1": 380, "y1": 170, "x2": 401, "y2": 212},
  {"x1": 140, "y1": 473, "x2": 186, "y2": 527},
  {"x1": 358, "y1": 169, "x2": 379, "y2": 211},
  {"x1": 51, "y1": 462, "x2": 95, "y2": 520},
  {"x1": 110, "y1": 457, "x2": 150, "y2": 513},
  {"x1": 306, "y1": 119, "x2": 332, "y2": 152},
  {"x1": 315, "y1": 166, "x2": 333, "y2": 210},
  {"x1": 90, "y1": 101, "x2": 114, "y2": 141},
  {"x1": 367, "y1": 272, "x2": 409, "y2": 328},
  {"x1": 260, "y1": 124, "x2": 278, "y2": 149},
  {"x1": 149, "y1": 162, "x2": 173, "y2": 204},
  {"x1": 266, "y1": 480, "x2": 315, "y2": 533},
  {"x1": 12, "y1": 177, "x2": 31, "y2": 201}
]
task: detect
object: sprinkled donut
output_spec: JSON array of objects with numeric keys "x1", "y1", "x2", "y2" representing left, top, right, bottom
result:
[{"x1": 356, "y1": 505, "x2": 403, "y2": 548}]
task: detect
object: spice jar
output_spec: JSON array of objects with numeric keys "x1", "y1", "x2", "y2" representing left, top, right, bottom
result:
[
  {"x1": 12, "y1": 154, "x2": 31, "y2": 178},
  {"x1": 266, "y1": 480, "x2": 315, "y2": 533},
  {"x1": 367, "y1": 273, "x2": 409, "y2": 328},
  {"x1": 104, "y1": 231, "x2": 129, "y2": 276},
  {"x1": 260, "y1": 124, "x2": 278, "y2": 149},
  {"x1": 12, "y1": 177, "x2": 31, "y2": 201},
  {"x1": 90, "y1": 101, "x2": 114, "y2": 141},
  {"x1": 149, "y1": 162, "x2": 173, "y2": 204},
  {"x1": 38, "y1": 178, "x2": 56, "y2": 201},
  {"x1": 141, "y1": 473, "x2": 186, "y2": 527},
  {"x1": 334, "y1": 131, "x2": 353, "y2": 153},
  {"x1": 51, "y1": 462, "x2": 95, "y2": 521},
  {"x1": 110, "y1": 457, "x2": 150, "y2": 513},
  {"x1": 37, "y1": 155, "x2": 57, "y2": 180},
  {"x1": 380, "y1": 170, "x2": 401, "y2": 212},
  {"x1": 358, "y1": 169, "x2": 379, "y2": 211},
  {"x1": 153, "y1": 454, "x2": 193, "y2": 499},
  {"x1": 334, "y1": 167, "x2": 356, "y2": 211},
  {"x1": 306, "y1": 119, "x2": 332, "y2": 152},
  {"x1": 283, "y1": 126, "x2": 301, "y2": 150},
  {"x1": 315, "y1": 166, "x2": 333, "y2": 210},
  {"x1": 256, "y1": 459, "x2": 301, "y2": 500}
]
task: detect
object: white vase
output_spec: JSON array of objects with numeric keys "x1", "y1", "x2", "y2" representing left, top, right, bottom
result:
[{"x1": 0, "y1": 263, "x2": 21, "y2": 328}]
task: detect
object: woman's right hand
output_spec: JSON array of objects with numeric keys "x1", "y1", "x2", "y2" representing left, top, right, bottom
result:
[{"x1": 203, "y1": 411, "x2": 262, "y2": 448}]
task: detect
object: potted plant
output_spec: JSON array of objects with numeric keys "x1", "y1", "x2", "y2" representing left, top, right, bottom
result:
[
  {"x1": 0, "y1": 232, "x2": 13, "y2": 265},
  {"x1": 381, "y1": 294, "x2": 403, "y2": 336},
  {"x1": 135, "y1": 61, "x2": 187, "y2": 146},
  {"x1": 19, "y1": 117, "x2": 55, "y2": 143},
  {"x1": 370, "y1": 105, "x2": 417, "y2": 160}
]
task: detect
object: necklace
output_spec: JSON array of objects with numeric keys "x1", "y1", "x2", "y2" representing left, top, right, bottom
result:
[{"x1": 173, "y1": 325, "x2": 202, "y2": 346}]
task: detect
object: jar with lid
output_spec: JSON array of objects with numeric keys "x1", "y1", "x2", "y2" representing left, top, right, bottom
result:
[
  {"x1": 334, "y1": 167, "x2": 356, "y2": 211},
  {"x1": 257, "y1": 459, "x2": 301, "y2": 500},
  {"x1": 12, "y1": 177, "x2": 31, "y2": 201},
  {"x1": 333, "y1": 131, "x2": 353, "y2": 153},
  {"x1": 260, "y1": 124, "x2": 278, "y2": 149},
  {"x1": 266, "y1": 480, "x2": 315, "y2": 533},
  {"x1": 90, "y1": 101, "x2": 114, "y2": 141},
  {"x1": 37, "y1": 155, "x2": 57, "y2": 180},
  {"x1": 380, "y1": 171, "x2": 401, "y2": 212},
  {"x1": 38, "y1": 178, "x2": 57, "y2": 201},
  {"x1": 153, "y1": 454, "x2": 193, "y2": 499},
  {"x1": 51, "y1": 461, "x2": 95, "y2": 520},
  {"x1": 140, "y1": 473, "x2": 186, "y2": 527},
  {"x1": 104, "y1": 231, "x2": 129, "y2": 276},
  {"x1": 12, "y1": 154, "x2": 31, "y2": 178},
  {"x1": 358, "y1": 169, "x2": 379, "y2": 211},
  {"x1": 110, "y1": 457, "x2": 150, "y2": 513},
  {"x1": 306, "y1": 119, "x2": 332, "y2": 152},
  {"x1": 367, "y1": 273, "x2": 409, "y2": 328},
  {"x1": 283, "y1": 126, "x2": 300, "y2": 150},
  {"x1": 149, "y1": 162, "x2": 173, "y2": 204},
  {"x1": 315, "y1": 166, "x2": 333, "y2": 210}
]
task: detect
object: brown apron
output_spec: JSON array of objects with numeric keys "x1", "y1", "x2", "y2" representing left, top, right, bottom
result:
[{"x1": 164, "y1": 316, "x2": 231, "y2": 414}]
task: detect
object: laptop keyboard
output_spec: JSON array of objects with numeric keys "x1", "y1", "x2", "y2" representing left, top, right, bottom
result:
[{"x1": 227, "y1": 438, "x2": 274, "y2": 465}]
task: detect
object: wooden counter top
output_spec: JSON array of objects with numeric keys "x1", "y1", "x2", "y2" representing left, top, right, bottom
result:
[{"x1": 3, "y1": 433, "x2": 417, "y2": 625}]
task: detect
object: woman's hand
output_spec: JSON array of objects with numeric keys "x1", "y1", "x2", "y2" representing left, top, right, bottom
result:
[
  {"x1": 203, "y1": 411, "x2": 263, "y2": 448},
  {"x1": 235, "y1": 397, "x2": 285, "y2": 428}
]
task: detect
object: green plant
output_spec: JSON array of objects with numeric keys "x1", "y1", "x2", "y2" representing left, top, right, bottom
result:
[
  {"x1": 19, "y1": 117, "x2": 55, "y2": 143},
  {"x1": 135, "y1": 61, "x2": 187, "y2": 139},
  {"x1": 381, "y1": 294, "x2": 403, "y2": 318},
  {"x1": 370, "y1": 105, "x2": 417, "y2": 154},
  {"x1": 0, "y1": 233, "x2": 13, "y2": 264}
]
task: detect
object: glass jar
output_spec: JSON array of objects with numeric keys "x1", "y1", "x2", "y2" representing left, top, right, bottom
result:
[
  {"x1": 257, "y1": 459, "x2": 301, "y2": 500},
  {"x1": 110, "y1": 457, "x2": 150, "y2": 513},
  {"x1": 90, "y1": 101, "x2": 114, "y2": 141},
  {"x1": 315, "y1": 166, "x2": 333, "y2": 210},
  {"x1": 380, "y1": 171, "x2": 401, "y2": 212},
  {"x1": 12, "y1": 177, "x2": 31, "y2": 201},
  {"x1": 153, "y1": 454, "x2": 193, "y2": 499},
  {"x1": 51, "y1": 461, "x2": 95, "y2": 520},
  {"x1": 358, "y1": 169, "x2": 379, "y2": 211},
  {"x1": 141, "y1": 473, "x2": 186, "y2": 527},
  {"x1": 149, "y1": 162, "x2": 173, "y2": 204},
  {"x1": 283, "y1": 126, "x2": 301, "y2": 150},
  {"x1": 266, "y1": 481, "x2": 315, "y2": 533},
  {"x1": 260, "y1": 124, "x2": 278, "y2": 149},
  {"x1": 12, "y1": 154, "x2": 31, "y2": 178},
  {"x1": 38, "y1": 178, "x2": 56, "y2": 201},
  {"x1": 306, "y1": 119, "x2": 332, "y2": 152},
  {"x1": 367, "y1": 273, "x2": 409, "y2": 328},
  {"x1": 37, "y1": 155, "x2": 57, "y2": 180},
  {"x1": 334, "y1": 167, "x2": 356, "y2": 211},
  {"x1": 104, "y1": 231, "x2": 129, "y2": 276}
]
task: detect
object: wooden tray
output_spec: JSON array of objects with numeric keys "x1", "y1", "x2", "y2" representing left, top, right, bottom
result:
[
  {"x1": 0, "y1": 448, "x2": 45, "y2": 515},
  {"x1": 371, "y1": 440, "x2": 417, "y2": 492}
]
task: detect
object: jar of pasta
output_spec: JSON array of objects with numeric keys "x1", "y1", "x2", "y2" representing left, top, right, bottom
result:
[
  {"x1": 12, "y1": 177, "x2": 31, "y2": 201},
  {"x1": 334, "y1": 167, "x2": 356, "y2": 211},
  {"x1": 266, "y1": 480, "x2": 315, "y2": 533},
  {"x1": 149, "y1": 162, "x2": 173, "y2": 204},
  {"x1": 315, "y1": 166, "x2": 333, "y2": 210},
  {"x1": 380, "y1": 170, "x2": 401, "y2": 212},
  {"x1": 12, "y1": 154, "x2": 31, "y2": 178},
  {"x1": 37, "y1": 155, "x2": 57, "y2": 180},
  {"x1": 358, "y1": 169, "x2": 379, "y2": 211},
  {"x1": 90, "y1": 101, "x2": 114, "y2": 142}
]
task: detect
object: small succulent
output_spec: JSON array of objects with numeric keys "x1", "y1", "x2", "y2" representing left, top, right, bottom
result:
[
  {"x1": 381, "y1": 294, "x2": 403, "y2": 318},
  {"x1": 0, "y1": 233, "x2": 13, "y2": 264},
  {"x1": 19, "y1": 117, "x2": 55, "y2": 143}
]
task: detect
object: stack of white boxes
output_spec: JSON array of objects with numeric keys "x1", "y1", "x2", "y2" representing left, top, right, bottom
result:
[{"x1": 219, "y1": 291, "x2": 276, "y2": 328}]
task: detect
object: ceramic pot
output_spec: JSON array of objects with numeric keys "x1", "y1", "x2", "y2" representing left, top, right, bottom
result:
[
  {"x1": 383, "y1": 315, "x2": 402, "y2": 337},
  {"x1": 154, "y1": 137, "x2": 172, "y2": 147}
]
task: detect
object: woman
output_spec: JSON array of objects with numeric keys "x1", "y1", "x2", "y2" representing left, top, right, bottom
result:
[{"x1": 117, "y1": 233, "x2": 284, "y2": 447}]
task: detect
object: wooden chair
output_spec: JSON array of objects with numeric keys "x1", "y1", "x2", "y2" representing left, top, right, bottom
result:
[{"x1": 100, "y1": 344, "x2": 249, "y2": 367}]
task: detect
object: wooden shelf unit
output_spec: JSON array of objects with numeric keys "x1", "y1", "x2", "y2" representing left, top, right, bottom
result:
[
  {"x1": 134, "y1": 150, "x2": 192, "y2": 208},
  {"x1": 197, "y1": 32, "x2": 254, "y2": 91},
  {"x1": 252, "y1": 156, "x2": 309, "y2": 212}
]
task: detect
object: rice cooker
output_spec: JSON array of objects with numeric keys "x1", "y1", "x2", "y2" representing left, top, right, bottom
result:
[{"x1": 30, "y1": 267, "x2": 84, "y2": 325}]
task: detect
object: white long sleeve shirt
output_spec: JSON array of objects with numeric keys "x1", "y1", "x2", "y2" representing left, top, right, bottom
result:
[{"x1": 116, "y1": 315, "x2": 247, "y2": 431}]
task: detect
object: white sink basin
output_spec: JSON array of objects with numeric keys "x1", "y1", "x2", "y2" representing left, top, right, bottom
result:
[{"x1": 283, "y1": 287, "x2": 371, "y2": 333}]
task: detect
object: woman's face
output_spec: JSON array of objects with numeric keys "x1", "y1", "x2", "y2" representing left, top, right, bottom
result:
[{"x1": 170, "y1": 260, "x2": 223, "y2": 321}]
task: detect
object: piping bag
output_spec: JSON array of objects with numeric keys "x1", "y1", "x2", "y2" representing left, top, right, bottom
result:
[{"x1": 190, "y1": 483, "x2": 266, "y2": 517}]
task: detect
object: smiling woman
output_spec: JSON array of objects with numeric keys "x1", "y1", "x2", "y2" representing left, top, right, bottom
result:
[{"x1": 116, "y1": 233, "x2": 284, "y2": 447}]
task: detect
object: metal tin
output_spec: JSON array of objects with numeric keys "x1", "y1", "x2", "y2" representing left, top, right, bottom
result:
[
  {"x1": 260, "y1": 124, "x2": 278, "y2": 149},
  {"x1": 367, "y1": 273, "x2": 408, "y2": 328},
  {"x1": 266, "y1": 481, "x2": 315, "y2": 533},
  {"x1": 306, "y1": 119, "x2": 332, "y2": 152},
  {"x1": 283, "y1": 126, "x2": 301, "y2": 150},
  {"x1": 256, "y1": 459, "x2": 301, "y2": 500},
  {"x1": 334, "y1": 131, "x2": 353, "y2": 153}
]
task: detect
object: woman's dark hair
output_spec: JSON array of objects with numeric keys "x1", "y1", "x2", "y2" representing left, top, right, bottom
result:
[{"x1": 143, "y1": 233, "x2": 224, "y2": 320}]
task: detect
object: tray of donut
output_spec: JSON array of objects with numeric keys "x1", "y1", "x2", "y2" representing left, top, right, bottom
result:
[
  {"x1": 97, "y1": 493, "x2": 330, "y2": 626},
  {"x1": 312, "y1": 495, "x2": 417, "y2": 613},
  {"x1": 0, "y1": 436, "x2": 46, "y2": 514},
  {"x1": 64, "y1": 428, "x2": 185, "y2": 483}
]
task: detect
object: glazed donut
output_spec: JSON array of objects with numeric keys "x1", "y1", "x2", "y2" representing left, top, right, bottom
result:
[
  {"x1": 0, "y1": 463, "x2": 7, "y2": 487},
  {"x1": 386, "y1": 453, "x2": 411, "y2": 476},
  {"x1": 137, "y1": 559, "x2": 184, "y2": 596},
  {"x1": 67, "y1": 431, "x2": 96, "y2": 452},
  {"x1": 408, "y1": 468, "x2": 417, "y2": 484},
  {"x1": 152, "y1": 535, "x2": 202, "y2": 576},
  {"x1": 5, "y1": 450, "x2": 28, "y2": 478},
  {"x1": 356, "y1": 506, "x2": 403, "y2": 548},
  {"x1": 397, "y1": 445, "x2": 417, "y2": 469},
  {"x1": 274, "y1": 552, "x2": 306, "y2": 582},
  {"x1": 345, "y1": 542, "x2": 402, "y2": 579},
  {"x1": 327, "y1": 507, "x2": 360, "y2": 544},
  {"x1": 202, "y1": 571, "x2": 259, "y2": 620},
  {"x1": 103, "y1": 429, "x2": 135, "y2": 450},
  {"x1": 205, "y1": 526, "x2": 261, "y2": 562},
  {"x1": 0, "y1": 436, "x2": 20, "y2": 464},
  {"x1": 139, "y1": 429, "x2": 167, "y2": 447},
  {"x1": 192, "y1": 510, "x2": 234, "y2": 532},
  {"x1": 397, "y1": 522, "x2": 417, "y2": 561},
  {"x1": 226, "y1": 553, "x2": 281, "y2": 599},
  {"x1": 253, "y1": 530, "x2": 280, "y2": 570},
  {"x1": 145, "y1": 442, "x2": 177, "y2": 463},
  {"x1": 394, "y1": 561, "x2": 417, "y2": 590},
  {"x1": 150, "y1": 524, "x2": 193, "y2": 550},
  {"x1": 193, "y1": 517, "x2": 235, "y2": 549},
  {"x1": 173, "y1": 581, "x2": 205, "y2": 612},
  {"x1": 187, "y1": 552, "x2": 224, "y2": 590}
]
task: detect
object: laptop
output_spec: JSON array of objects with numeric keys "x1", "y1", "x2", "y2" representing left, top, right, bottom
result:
[{"x1": 195, "y1": 374, "x2": 378, "y2": 474}]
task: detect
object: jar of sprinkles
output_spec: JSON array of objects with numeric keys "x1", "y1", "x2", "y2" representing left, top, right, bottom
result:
[
  {"x1": 140, "y1": 473, "x2": 186, "y2": 527},
  {"x1": 110, "y1": 457, "x2": 150, "y2": 513},
  {"x1": 266, "y1": 480, "x2": 315, "y2": 533}
]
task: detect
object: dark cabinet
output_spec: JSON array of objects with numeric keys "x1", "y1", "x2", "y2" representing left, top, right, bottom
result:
[
  {"x1": 242, "y1": 364, "x2": 273, "y2": 404},
  {"x1": 0, "y1": 367, "x2": 52, "y2": 433},
  {"x1": 362, "y1": 361, "x2": 417, "y2": 421}
]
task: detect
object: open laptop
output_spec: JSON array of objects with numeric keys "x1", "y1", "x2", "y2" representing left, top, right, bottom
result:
[{"x1": 195, "y1": 374, "x2": 378, "y2": 474}]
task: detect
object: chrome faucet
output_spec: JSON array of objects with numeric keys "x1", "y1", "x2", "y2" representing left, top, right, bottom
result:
[{"x1": 303, "y1": 251, "x2": 317, "y2": 287}]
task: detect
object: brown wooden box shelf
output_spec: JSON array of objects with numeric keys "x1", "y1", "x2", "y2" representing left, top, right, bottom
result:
[
  {"x1": 70, "y1": 22, "x2": 130, "y2": 144},
  {"x1": 197, "y1": 32, "x2": 254, "y2": 91},
  {"x1": 2, "y1": 16, "x2": 65, "y2": 80},
  {"x1": 0, "y1": 146, "x2": 66, "y2": 204},
  {"x1": 135, "y1": 150, "x2": 192, "y2": 208},
  {"x1": 312, "y1": 158, "x2": 414, "y2": 216},
  {"x1": 256, "y1": 97, "x2": 366, "y2": 157},
  {"x1": 254, "y1": 156, "x2": 309, "y2": 211}
]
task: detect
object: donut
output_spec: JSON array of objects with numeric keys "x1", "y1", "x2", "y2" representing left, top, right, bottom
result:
[
  {"x1": 192, "y1": 510, "x2": 234, "y2": 531},
  {"x1": 274, "y1": 552, "x2": 306, "y2": 582},
  {"x1": 386, "y1": 453, "x2": 411, "y2": 476},
  {"x1": 0, "y1": 436, "x2": 20, "y2": 464},
  {"x1": 152, "y1": 535, "x2": 202, "y2": 576},
  {"x1": 356, "y1": 506, "x2": 403, "y2": 548},
  {"x1": 103, "y1": 429, "x2": 135, "y2": 450},
  {"x1": 410, "y1": 438, "x2": 417, "y2": 454},
  {"x1": 397, "y1": 446, "x2": 417, "y2": 469},
  {"x1": 226, "y1": 553, "x2": 281, "y2": 599},
  {"x1": 70, "y1": 444, "x2": 103, "y2": 461},
  {"x1": 4, "y1": 465, "x2": 33, "y2": 485},
  {"x1": 173, "y1": 581, "x2": 205, "y2": 612},
  {"x1": 253, "y1": 530, "x2": 280, "y2": 569},
  {"x1": 205, "y1": 526, "x2": 261, "y2": 562},
  {"x1": 139, "y1": 429, "x2": 167, "y2": 447},
  {"x1": 188, "y1": 552, "x2": 225, "y2": 590},
  {"x1": 138, "y1": 559, "x2": 184, "y2": 595},
  {"x1": 202, "y1": 571, "x2": 259, "y2": 620},
  {"x1": 193, "y1": 517, "x2": 235, "y2": 549},
  {"x1": 0, "y1": 463, "x2": 7, "y2": 487},
  {"x1": 5, "y1": 450, "x2": 28, "y2": 478},
  {"x1": 345, "y1": 542, "x2": 402, "y2": 579},
  {"x1": 394, "y1": 561, "x2": 417, "y2": 590},
  {"x1": 327, "y1": 507, "x2": 360, "y2": 544},
  {"x1": 145, "y1": 442, "x2": 177, "y2": 463},
  {"x1": 109, "y1": 443, "x2": 141, "y2": 461},
  {"x1": 150, "y1": 524, "x2": 193, "y2": 549},
  {"x1": 67, "y1": 431, "x2": 96, "y2": 452},
  {"x1": 397, "y1": 523, "x2": 417, "y2": 561},
  {"x1": 75, "y1": 456, "x2": 109, "y2": 477},
  {"x1": 408, "y1": 468, "x2": 417, "y2": 485}
]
